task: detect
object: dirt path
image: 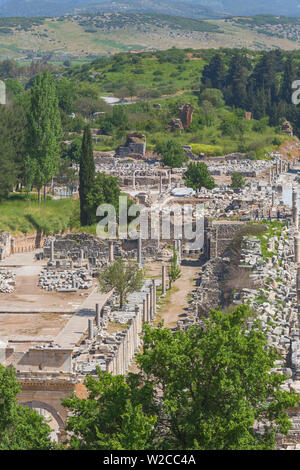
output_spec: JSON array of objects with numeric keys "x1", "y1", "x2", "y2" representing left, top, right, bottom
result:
[
  {"x1": 146, "y1": 260, "x2": 200, "y2": 329},
  {"x1": 128, "y1": 260, "x2": 200, "y2": 373}
]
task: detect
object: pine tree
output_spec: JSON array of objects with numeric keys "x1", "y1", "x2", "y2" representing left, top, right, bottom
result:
[
  {"x1": 201, "y1": 53, "x2": 226, "y2": 90},
  {"x1": 224, "y1": 53, "x2": 249, "y2": 108},
  {"x1": 280, "y1": 56, "x2": 296, "y2": 104},
  {"x1": 79, "y1": 125, "x2": 95, "y2": 226},
  {"x1": 25, "y1": 71, "x2": 62, "y2": 202}
]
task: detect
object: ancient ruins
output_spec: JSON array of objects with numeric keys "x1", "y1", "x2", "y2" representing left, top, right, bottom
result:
[{"x1": 2, "y1": 144, "x2": 300, "y2": 448}]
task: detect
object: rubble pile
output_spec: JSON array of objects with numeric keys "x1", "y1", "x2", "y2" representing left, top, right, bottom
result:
[
  {"x1": 207, "y1": 158, "x2": 274, "y2": 177},
  {"x1": 232, "y1": 225, "x2": 300, "y2": 377},
  {"x1": 39, "y1": 268, "x2": 93, "y2": 292},
  {"x1": 0, "y1": 269, "x2": 16, "y2": 293},
  {"x1": 196, "y1": 182, "x2": 290, "y2": 221},
  {"x1": 178, "y1": 258, "x2": 226, "y2": 330}
]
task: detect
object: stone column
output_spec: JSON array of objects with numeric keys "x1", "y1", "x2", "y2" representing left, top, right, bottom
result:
[
  {"x1": 177, "y1": 238, "x2": 182, "y2": 265},
  {"x1": 162, "y1": 264, "x2": 166, "y2": 296},
  {"x1": 143, "y1": 298, "x2": 147, "y2": 323},
  {"x1": 152, "y1": 279, "x2": 156, "y2": 315},
  {"x1": 146, "y1": 293, "x2": 150, "y2": 322},
  {"x1": 272, "y1": 192, "x2": 275, "y2": 208},
  {"x1": 149, "y1": 285, "x2": 154, "y2": 320},
  {"x1": 295, "y1": 234, "x2": 300, "y2": 264},
  {"x1": 269, "y1": 169, "x2": 272, "y2": 185},
  {"x1": 109, "y1": 241, "x2": 114, "y2": 263},
  {"x1": 88, "y1": 319, "x2": 94, "y2": 340},
  {"x1": 137, "y1": 233, "x2": 142, "y2": 267},
  {"x1": 106, "y1": 359, "x2": 111, "y2": 373},
  {"x1": 133, "y1": 172, "x2": 136, "y2": 190},
  {"x1": 96, "y1": 303, "x2": 101, "y2": 327},
  {"x1": 159, "y1": 174, "x2": 163, "y2": 195},
  {"x1": 293, "y1": 187, "x2": 298, "y2": 229},
  {"x1": 279, "y1": 159, "x2": 283, "y2": 174},
  {"x1": 196, "y1": 303, "x2": 201, "y2": 319},
  {"x1": 50, "y1": 239, "x2": 55, "y2": 262},
  {"x1": 271, "y1": 166, "x2": 274, "y2": 180},
  {"x1": 168, "y1": 171, "x2": 172, "y2": 190}
]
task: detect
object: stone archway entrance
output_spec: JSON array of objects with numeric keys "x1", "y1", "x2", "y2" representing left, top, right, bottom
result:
[{"x1": 21, "y1": 400, "x2": 65, "y2": 430}]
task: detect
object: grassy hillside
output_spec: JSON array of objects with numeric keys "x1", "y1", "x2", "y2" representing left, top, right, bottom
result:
[
  {"x1": 61, "y1": 49, "x2": 288, "y2": 157},
  {"x1": 0, "y1": 195, "x2": 79, "y2": 235},
  {"x1": 1, "y1": 13, "x2": 300, "y2": 61}
]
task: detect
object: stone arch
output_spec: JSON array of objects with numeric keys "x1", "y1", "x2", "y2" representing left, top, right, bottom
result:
[{"x1": 21, "y1": 400, "x2": 65, "y2": 429}]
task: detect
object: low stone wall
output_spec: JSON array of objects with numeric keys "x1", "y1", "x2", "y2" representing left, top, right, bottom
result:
[{"x1": 0, "y1": 231, "x2": 45, "y2": 260}]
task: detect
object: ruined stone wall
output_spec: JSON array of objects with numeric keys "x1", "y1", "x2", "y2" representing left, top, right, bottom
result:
[
  {"x1": 205, "y1": 220, "x2": 245, "y2": 259},
  {"x1": 0, "y1": 231, "x2": 46, "y2": 260},
  {"x1": 5, "y1": 347, "x2": 73, "y2": 373},
  {"x1": 12, "y1": 232, "x2": 45, "y2": 255}
]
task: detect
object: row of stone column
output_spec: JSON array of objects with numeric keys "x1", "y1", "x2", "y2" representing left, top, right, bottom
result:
[
  {"x1": 292, "y1": 184, "x2": 300, "y2": 328},
  {"x1": 269, "y1": 159, "x2": 289, "y2": 184},
  {"x1": 132, "y1": 171, "x2": 173, "y2": 192},
  {"x1": 107, "y1": 281, "x2": 159, "y2": 375}
]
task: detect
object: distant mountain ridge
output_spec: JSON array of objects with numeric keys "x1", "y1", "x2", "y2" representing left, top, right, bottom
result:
[{"x1": 0, "y1": 0, "x2": 299, "y2": 18}]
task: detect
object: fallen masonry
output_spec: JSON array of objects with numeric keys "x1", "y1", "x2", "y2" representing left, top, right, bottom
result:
[
  {"x1": 39, "y1": 268, "x2": 93, "y2": 292},
  {"x1": 0, "y1": 269, "x2": 16, "y2": 293}
]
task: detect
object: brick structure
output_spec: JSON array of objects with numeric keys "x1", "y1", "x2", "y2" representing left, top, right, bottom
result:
[
  {"x1": 179, "y1": 104, "x2": 194, "y2": 128},
  {"x1": 117, "y1": 132, "x2": 146, "y2": 158}
]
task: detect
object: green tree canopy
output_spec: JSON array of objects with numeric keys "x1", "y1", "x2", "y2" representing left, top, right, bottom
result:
[
  {"x1": 62, "y1": 372, "x2": 156, "y2": 450},
  {"x1": 98, "y1": 257, "x2": 144, "y2": 308},
  {"x1": 0, "y1": 365, "x2": 54, "y2": 450},
  {"x1": 231, "y1": 172, "x2": 246, "y2": 189},
  {"x1": 62, "y1": 305, "x2": 298, "y2": 450},
  {"x1": 184, "y1": 162, "x2": 215, "y2": 191},
  {"x1": 155, "y1": 140, "x2": 187, "y2": 168},
  {"x1": 87, "y1": 172, "x2": 121, "y2": 225},
  {"x1": 168, "y1": 246, "x2": 181, "y2": 288},
  {"x1": 200, "y1": 88, "x2": 224, "y2": 108}
]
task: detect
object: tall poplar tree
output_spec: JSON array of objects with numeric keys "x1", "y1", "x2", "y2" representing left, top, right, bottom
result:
[
  {"x1": 79, "y1": 125, "x2": 95, "y2": 226},
  {"x1": 26, "y1": 71, "x2": 62, "y2": 202}
]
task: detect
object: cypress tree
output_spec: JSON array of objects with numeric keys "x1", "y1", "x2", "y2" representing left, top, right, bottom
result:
[{"x1": 79, "y1": 125, "x2": 95, "y2": 226}]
